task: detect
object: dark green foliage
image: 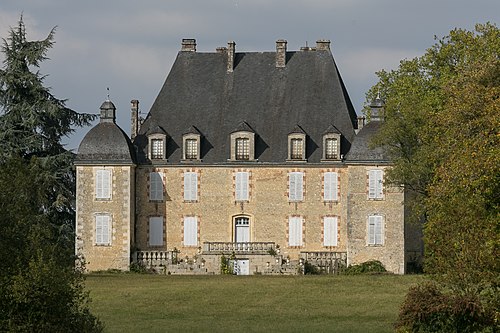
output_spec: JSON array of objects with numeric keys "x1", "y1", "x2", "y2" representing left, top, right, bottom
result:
[
  {"x1": 395, "y1": 282, "x2": 498, "y2": 333},
  {"x1": 303, "y1": 261, "x2": 321, "y2": 275},
  {"x1": 366, "y1": 23, "x2": 499, "y2": 332},
  {"x1": 0, "y1": 17, "x2": 101, "y2": 332},
  {"x1": 343, "y1": 260, "x2": 387, "y2": 275}
]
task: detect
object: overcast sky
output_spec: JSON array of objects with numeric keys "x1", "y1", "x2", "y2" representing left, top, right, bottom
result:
[{"x1": 1, "y1": 1, "x2": 498, "y2": 150}]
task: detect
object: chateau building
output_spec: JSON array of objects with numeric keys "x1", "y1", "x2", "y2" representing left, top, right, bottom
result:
[{"x1": 75, "y1": 39, "x2": 421, "y2": 274}]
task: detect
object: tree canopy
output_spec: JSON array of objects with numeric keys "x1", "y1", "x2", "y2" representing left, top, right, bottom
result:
[
  {"x1": 366, "y1": 23, "x2": 499, "y2": 331},
  {"x1": 0, "y1": 17, "x2": 101, "y2": 332}
]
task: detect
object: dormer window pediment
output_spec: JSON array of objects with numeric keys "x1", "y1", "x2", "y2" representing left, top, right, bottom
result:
[
  {"x1": 287, "y1": 125, "x2": 307, "y2": 162},
  {"x1": 230, "y1": 122, "x2": 256, "y2": 161},
  {"x1": 182, "y1": 126, "x2": 202, "y2": 161},
  {"x1": 321, "y1": 125, "x2": 341, "y2": 161},
  {"x1": 147, "y1": 123, "x2": 169, "y2": 161}
]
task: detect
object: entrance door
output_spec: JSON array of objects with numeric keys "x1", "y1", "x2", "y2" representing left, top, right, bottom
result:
[
  {"x1": 235, "y1": 217, "x2": 250, "y2": 243},
  {"x1": 234, "y1": 259, "x2": 250, "y2": 275}
]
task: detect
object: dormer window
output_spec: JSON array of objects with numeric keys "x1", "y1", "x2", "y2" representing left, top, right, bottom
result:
[
  {"x1": 147, "y1": 123, "x2": 168, "y2": 161},
  {"x1": 235, "y1": 138, "x2": 250, "y2": 160},
  {"x1": 290, "y1": 138, "x2": 304, "y2": 160},
  {"x1": 182, "y1": 126, "x2": 202, "y2": 161},
  {"x1": 321, "y1": 125, "x2": 341, "y2": 161},
  {"x1": 287, "y1": 125, "x2": 306, "y2": 162},
  {"x1": 230, "y1": 122, "x2": 255, "y2": 161},
  {"x1": 151, "y1": 139, "x2": 164, "y2": 159}
]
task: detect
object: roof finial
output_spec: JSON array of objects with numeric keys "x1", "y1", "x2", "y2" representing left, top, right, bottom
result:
[
  {"x1": 106, "y1": 87, "x2": 110, "y2": 101},
  {"x1": 376, "y1": 88, "x2": 381, "y2": 100}
]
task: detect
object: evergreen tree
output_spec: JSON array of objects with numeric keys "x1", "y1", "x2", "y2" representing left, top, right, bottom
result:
[{"x1": 0, "y1": 17, "x2": 102, "y2": 331}]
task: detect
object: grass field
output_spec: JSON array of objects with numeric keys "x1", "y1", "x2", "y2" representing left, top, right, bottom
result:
[{"x1": 85, "y1": 274, "x2": 423, "y2": 333}]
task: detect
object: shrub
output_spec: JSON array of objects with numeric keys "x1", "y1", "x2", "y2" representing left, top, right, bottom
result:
[
  {"x1": 343, "y1": 260, "x2": 387, "y2": 275},
  {"x1": 395, "y1": 282, "x2": 498, "y2": 333},
  {"x1": 303, "y1": 261, "x2": 321, "y2": 275}
]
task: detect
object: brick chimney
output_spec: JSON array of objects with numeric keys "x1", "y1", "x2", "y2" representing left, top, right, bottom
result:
[
  {"x1": 316, "y1": 39, "x2": 331, "y2": 51},
  {"x1": 227, "y1": 41, "x2": 235, "y2": 73},
  {"x1": 276, "y1": 39, "x2": 287, "y2": 68},
  {"x1": 130, "y1": 99, "x2": 139, "y2": 140},
  {"x1": 181, "y1": 38, "x2": 196, "y2": 52}
]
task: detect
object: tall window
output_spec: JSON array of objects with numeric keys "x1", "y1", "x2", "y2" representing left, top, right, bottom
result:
[
  {"x1": 323, "y1": 172, "x2": 338, "y2": 201},
  {"x1": 95, "y1": 215, "x2": 111, "y2": 245},
  {"x1": 95, "y1": 169, "x2": 111, "y2": 199},
  {"x1": 149, "y1": 172, "x2": 164, "y2": 201},
  {"x1": 288, "y1": 216, "x2": 303, "y2": 247},
  {"x1": 183, "y1": 216, "x2": 198, "y2": 246},
  {"x1": 151, "y1": 139, "x2": 164, "y2": 159},
  {"x1": 185, "y1": 139, "x2": 198, "y2": 159},
  {"x1": 235, "y1": 138, "x2": 250, "y2": 160},
  {"x1": 368, "y1": 169, "x2": 384, "y2": 199},
  {"x1": 290, "y1": 138, "x2": 304, "y2": 160},
  {"x1": 235, "y1": 171, "x2": 249, "y2": 201},
  {"x1": 184, "y1": 171, "x2": 198, "y2": 201},
  {"x1": 289, "y1": 172, "x2": 304, "y2": 202},
  {"x1": 368, "y1": 215, "x2": 384, "y2": 245},
  {"x1": 235, "y1": 217, "x2": 250, "y2": 243},
  {"x1": 325, "y1": 138, "x2": 338, "y2": 159},
  {"x1": 323, "y1": 216, "x2": 338, "y2": 247},
  {"x1": 149, "y1": 216, "x2": 164, "y2": 246}
]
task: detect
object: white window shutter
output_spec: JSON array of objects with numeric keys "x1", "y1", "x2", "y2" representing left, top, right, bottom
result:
[
  {"x1": 96, "y1": 170, "x2": 111, "y2": 199},
  {"x1": 368, "y1": 215, "x2": 383, "y2": 245},
  {"x1": 324, "y1": 216, "x2": 338, "y2": 246},
  {"x1": 149, "y1": 172, "x2": 164, "y2": 201},
  {"x1": 324, "y1": 172, "x2": 338, "y2": 201},
  {"x1": 96, "y1": 215, "x2": 110, "y2": 245},
  {"x1": 149, "y1": 217, "x2": 163, "y2": 246},
  {"x1": 184, "y1": 216, "x2": 197, "y2": 246},
  {"x1": 369, "y1": 170, "x2": 383, "y2": 199},
  {"x1": 184, "y1": 172, "x2": 198, "y2": 201},
  {"x1": 289, "y1": 172, "x2": 303, "y2": 201},
  {"x1": 289, "y1": 216, "x2": 303, "y2": 246},
  {"x1": 235, "y1": 172, "x2": 249, "y2": 201}
]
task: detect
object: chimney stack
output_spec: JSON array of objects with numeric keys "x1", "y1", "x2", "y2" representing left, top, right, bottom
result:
[
  {"x1": 356, "y1": 116, "x2": 365, "y2": 134},
  {"x1": 131, "y1": 99, "x2": 139, "y2": 140},
  {"x1": 181, "y1": 38, "x2": 196, "y2": 52},
  {"x1": 276, "y1": 39, "x2": 287, "y2": 68},
  {"x1": 316, "y1": 39, "x2": 331, "y2": 51},
  {"x1": 227, "y1": 41, "x2": 235, "y2": 72}
]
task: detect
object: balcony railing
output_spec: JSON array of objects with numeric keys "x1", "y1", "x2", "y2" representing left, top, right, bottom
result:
[
  {"x1": 203, "y1": 242, "x2": 275, "y2": 254},
  {"x1": 132, "y1": 250, "x2": 176, "y2": 267}
]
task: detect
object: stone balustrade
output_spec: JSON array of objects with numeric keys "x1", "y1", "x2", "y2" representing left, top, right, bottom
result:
[
  {"x1": 133, "y1": 250, "x2": 176, "y2": 267},
  {"x1": 203, "y1": 242, "x2": 276, "y2": 254}
]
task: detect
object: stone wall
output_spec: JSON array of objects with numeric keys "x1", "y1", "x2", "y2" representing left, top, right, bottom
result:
[
  {"x1": 75, "y1": 165, "x2": 134, "y2": 271},
  {"x1": 346, "y1": 164, "x2": 406, "y2": 274}
]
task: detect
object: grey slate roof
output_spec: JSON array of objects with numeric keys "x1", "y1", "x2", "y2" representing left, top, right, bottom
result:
[
  {"x1": 135, "y1": 47, "x2": 358, "y2": 164},
  {"x1": 344, "y1": 121, "x2": 389, "y2": 162},
  {"x1": 76, "y1": 122, "x2": 136, "y2": 164}
]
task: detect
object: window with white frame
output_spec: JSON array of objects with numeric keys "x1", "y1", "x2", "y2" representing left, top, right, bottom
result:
[
  {"x1": 184, "y1": 139, "x2": 198, "y2": 160},
  {"x1": 183, "y1": 171, "x2": 198, "y2": 201},
  {"x1": 149, "y1": 172, "x2": 164, "y2": 201},
  {"x1": 235, "y1": 171, "x2": 249, "y2": 201},
  {"x1": 235, "y1": 138, "x2": 250, "y2": 160},
  {"x1": 368, "y1": 169, "x2": 384, "y2": 199},
  {"x1": 288, "y1": 216, "x2": 303, "y2": 247},
  {"x1": 183, "y1": 216, "x2": 198, "y2": 246},
  {"x1": 325, "y1": 138, "x2": 338, "y2": 159},
  {"x1": 95, "y1": 215, "x2": 111, "y2": 246},
  {"x1": 288, "y1": 172, "x2": 304, "y2": 202},
  {"x1": 151, "y1": 138, "x2": 164, "y2": 159},
  {"x1": 323, "y1": 171, "x2": 338, "y2": 201},
  {"x1": 149, "y1": 216, "x2": 164, "y2": 246},
  {"x1": 95, "y1": 169, "x2": 111, "y2": 199},
  {"x1": 290, "y1": 138, "x2": 304, "y2": 160},
  {"x1": 323, "y1": 216, "x2": 338, "y2": 247},
  {"x1": 367, "y1": 215, "x2": 384, "y2": 245}
]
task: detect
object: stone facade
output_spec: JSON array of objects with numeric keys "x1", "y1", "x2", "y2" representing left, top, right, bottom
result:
[{"x1": 75, "y1": 39, "x2": 421, "y2": 275}]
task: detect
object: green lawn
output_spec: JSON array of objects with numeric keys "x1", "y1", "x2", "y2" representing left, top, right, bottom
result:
[{"x1": 86, "y1": 274, "x2": 423, "y2": 333}]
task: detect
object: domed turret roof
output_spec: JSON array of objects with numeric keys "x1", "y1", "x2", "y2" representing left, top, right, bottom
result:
[{"x1": 76, "y1": 100, "x2": 136, "y2": 164}]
